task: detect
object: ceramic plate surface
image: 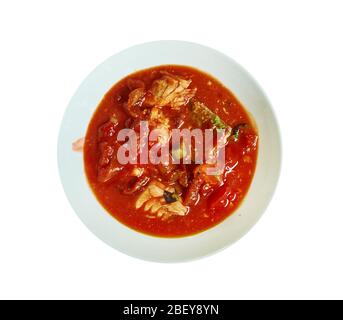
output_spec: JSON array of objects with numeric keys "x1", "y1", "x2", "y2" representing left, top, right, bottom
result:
[{"x1": 58, "y1": 41, "x2": 282, "y2": 262}]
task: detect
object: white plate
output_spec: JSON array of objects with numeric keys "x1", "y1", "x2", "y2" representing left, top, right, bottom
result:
[{"x1": 58, "y1": 40, "x2": 282, "y2": 262}]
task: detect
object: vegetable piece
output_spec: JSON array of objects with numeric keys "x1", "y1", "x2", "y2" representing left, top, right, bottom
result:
[
  {"x1": 96, "y1": 117, "x2": 121, "y2": 182},
  {"x1": 191, "y1": 100, "x2": 229, "y2": 129},
  {"x1": 98, "y1": 116, "x2": 119, "y2": 142},
  {"x1": 98, "y1": 143, "x2": 115, "y2": 167},
  {"x1": 163, "y1": 190, "x2": 178, "y2": 204},
  {"x1": 97, "y1": 158, "x2": 123, "y2": 183},
  {"x1": 231, "y1": 123, "x2": 249, "y2": 142},
  {"x1": 208, "y1": 183, "x2": 238, "y2": 212},
  {"x1": 123, "y1": 175, "x2": 150, "y2": 195},
  {"x1": 213, "y1": 115, "x2": 227, "y2": 129},
  {"x1": 184, "y1": 175, "x2": 204, "y2": 206},
  {"x1": 126, "y1": 87, "x2": 146, "y2": 118},
  {"x1": 72, "y1": 137, "x2": 85, "y2": 152},
  {"x1": 184, "y1": 164, "x2": 224, "y2": 206}
]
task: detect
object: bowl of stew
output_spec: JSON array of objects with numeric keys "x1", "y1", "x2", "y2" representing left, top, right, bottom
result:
[{"x1": 58, "y1": 41, "x2": 281, "y2": 262}]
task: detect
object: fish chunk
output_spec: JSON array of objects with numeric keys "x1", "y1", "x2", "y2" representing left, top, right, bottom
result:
[
  {"x1": 146, "y1": 72, "x2": 196, "y2": 108},
  {"x1": 135, "y1": 181, "x2": 165, "y2": 209},
  {"x1": 127, "y1": 87, "x2": 146, "y2": 117},
  {"x1": 135, "y1": 181, "x2": 188, "y2": 220}
]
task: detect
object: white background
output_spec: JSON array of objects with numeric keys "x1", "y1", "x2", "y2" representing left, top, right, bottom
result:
[{"x1": 0, "y1": 0, "x2": 342, "y2": 300}]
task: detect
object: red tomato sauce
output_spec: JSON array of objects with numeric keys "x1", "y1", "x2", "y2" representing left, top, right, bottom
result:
[{"x1": 84, "y1": 65, "x2": 258, "y2": 237}]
